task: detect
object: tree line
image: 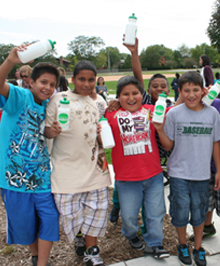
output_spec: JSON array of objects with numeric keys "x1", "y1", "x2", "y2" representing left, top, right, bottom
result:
[{"x1": 1, "y1": 0, "x2": 220, "y2": 76}]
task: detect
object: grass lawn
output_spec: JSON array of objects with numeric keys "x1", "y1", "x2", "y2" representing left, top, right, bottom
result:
[{"x1": 69, "y1": 77, "x2": 175, "y2": 98}]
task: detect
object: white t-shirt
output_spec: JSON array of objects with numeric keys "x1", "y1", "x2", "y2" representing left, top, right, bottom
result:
[{"x1": 45, "y1": 91, "x2": 111, "y2": 193}]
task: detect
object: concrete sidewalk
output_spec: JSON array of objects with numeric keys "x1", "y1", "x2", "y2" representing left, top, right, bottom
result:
[{"x1": 107, "y1": 165, "x2": 220, "y2": 266}]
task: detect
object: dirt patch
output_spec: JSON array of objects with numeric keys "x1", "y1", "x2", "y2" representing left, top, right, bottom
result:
[{"x1": 0, "y1": 188, "x2": 183, "y2": 266}]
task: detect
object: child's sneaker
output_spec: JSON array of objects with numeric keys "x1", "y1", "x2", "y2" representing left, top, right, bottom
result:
[
  {"x1": 144, "y1": 245, "x2": 170, "y2": 259},
  {"x1": 75, "y1": 232, "x2": 86, "y2": 257},
  {"x1": 109, "y1": 206, "x2": 120, "y2": 223},
  {"x1": 128, "y1": 236, "x2": 145, "y2": 250},
  {"x1": 83, "y1": 246, "x2": 104, "y2": 266},
  {"x1": 193, "y1": 247, "x2": 206, "y2": 266},
  {"x1": 189, "y1": 223, "x2": 216, "y2": 242},
  {"x1": 177, "y1": 244, "x2": 193, "y2": 266}
]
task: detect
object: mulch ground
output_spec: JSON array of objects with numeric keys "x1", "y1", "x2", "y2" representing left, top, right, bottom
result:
[{"x1": 0, "y1": 187, "x2": 193, "y2": 266}]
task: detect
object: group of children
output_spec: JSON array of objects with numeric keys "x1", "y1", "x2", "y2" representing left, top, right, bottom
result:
[{"x1": 0, "y1": 39, "x2": 219, "y2": 266}]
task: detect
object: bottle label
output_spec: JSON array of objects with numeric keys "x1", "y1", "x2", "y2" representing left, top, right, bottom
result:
[
  {"x1": 58, "y1": 113, "x2": 69, "y2": 124},
  {"x1": 208, "y1": 90, "x2": 218, "y2": 100},
  {"x1": 155, "y1": 105, "x2": 165, "y2": 116}
]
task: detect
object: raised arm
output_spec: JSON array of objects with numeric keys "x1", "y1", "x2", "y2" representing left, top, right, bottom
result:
[{"x1": 123, "y1": 37, "x2": 144, "y2": 88}]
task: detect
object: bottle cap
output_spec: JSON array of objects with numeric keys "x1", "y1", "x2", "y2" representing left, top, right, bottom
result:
[
  {"x1": 60, "y1": 97, "x2": 70, "y2": 104},
  {"x1": 99, "y1": 116, "x2": 108, "y2": 122},
  {"x1": 48, "y1": 39, "x2": 56, "y2": 49},
  {"x1": 159, "y1": 91, "x2": 167, "y2": 98},
  {"x1": 129, "y1": 13, "x2": 137, "y2": 20}
]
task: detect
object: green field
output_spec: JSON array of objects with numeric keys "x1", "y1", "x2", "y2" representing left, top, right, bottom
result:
[{"x1": 68, "y1": 77, "x2": 176, "y2": 97}]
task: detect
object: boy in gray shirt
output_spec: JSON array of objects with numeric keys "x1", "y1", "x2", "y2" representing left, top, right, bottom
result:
[{"x1": 153, "y1": 71, "x2": 220, "y2": 266}]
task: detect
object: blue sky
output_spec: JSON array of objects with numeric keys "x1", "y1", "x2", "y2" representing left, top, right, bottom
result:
[{"x1": 0, "y1": 0, "x2": 216, "y2": 57}]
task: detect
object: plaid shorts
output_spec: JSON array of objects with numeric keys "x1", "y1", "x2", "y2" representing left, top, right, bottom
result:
[
  {"x1": 208, "y1": 172, "x2": 220, "y2": 216},
  {"x1": 54, "y1": 187, "x2": 109, "y2": 243}
]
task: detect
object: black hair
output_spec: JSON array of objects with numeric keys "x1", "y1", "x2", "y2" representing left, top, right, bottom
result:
[
  {"x1": 97, "y1": 76, "x2": 105, "y2": 85},
  {"x1": 178, "y1": 71, "x2": 203, "y2": 90},
  {"x1": 175, "y1": 73, "x2": 180, "y2": 79},
  {"x1": 57, "y1": 75, "x2": 68, "y2": 92},
  {"x1": 73, "y1": 60, "x2": 97, "y2": 77},
  {"x1": 148, "y1": 73, "x2": 169, "y2": 88},
  {"x1": 200, "y1": 55, "x2": 211, "y2": 66},
  {"x1": 116, "y1": 75, "x2": 144, "y2": 98},
  {"x1": 215, "y1": 72, "x2": 220, "y2": 79},
  {"x1": 31, "y1": 63, "x2": 60, "y2": 86}
]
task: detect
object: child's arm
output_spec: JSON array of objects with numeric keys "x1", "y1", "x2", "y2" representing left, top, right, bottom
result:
[
  {"x1": 152, "y1": 117, "x2": 174, "y2": 151},
  {"x1": 212, "y1": 141, "x2": 220, "y2": 191},
  {"x1": 44, "y1": 121, "x2": 62, "y2": 139},
  {"x1": 123, "y1": 37, "x2": 144, "y2": 88},
  {"x1": 0, "y1": 45, "x2": 28, "y2": 98},
  {"x1": 97, "y1": 123, "x2": 102, "y2": 145}
]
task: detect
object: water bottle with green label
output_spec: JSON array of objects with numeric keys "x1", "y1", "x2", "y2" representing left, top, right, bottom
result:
[
  {"x1": 152, "y1": 92, "x2": 167, "y2": 123},
  {"x1": 124, "y1": 13, "x2": 137, "y2": 46},
  {"x1": 57, "y1": 97, "x2": 70, "y2": 131},
  {"x1": 17, "y1": 39, "x2": 56, "y2": 63},
  {"x1": 202, "y1": 81, "x2": 220, "y2": 106}
]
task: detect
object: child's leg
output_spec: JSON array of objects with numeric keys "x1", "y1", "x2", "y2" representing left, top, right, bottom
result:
[
  {"x1": 142, "y1": 172, "x2": 166, "y2": 247},
  {"x1": 193, "y1": 223, "x2": 205, "y2": 250},
  {"x1": 29, "y1": 239, "x2": 53, "y2": 266},
  {"x1": 116, "y1": 180, "x2": 143, "y2": 240},
  {"x1": 29, "y1": 239, "x2": 38, "y2": 256},
  {"x1": 85, "y1": 235, "x2": 97, "y2": 248},
  {"x1": 176, "y1": 226, "x2": 187, "y2": 245}
]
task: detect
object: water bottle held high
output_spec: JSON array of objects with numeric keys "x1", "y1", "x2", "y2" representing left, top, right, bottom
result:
[
  {"x1": 17, "y1": 39, "x2": 56, "y2": 63},
  {"x1": 124, "y1": 13, "x2": 137, "y2": 46}
]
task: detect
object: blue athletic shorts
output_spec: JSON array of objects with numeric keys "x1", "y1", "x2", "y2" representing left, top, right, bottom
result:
[
  {"x1": 168, "y1": 177, "x2": 209, "y2": 227},
  {"x1": 1, "y1": 189, "x2": 59, "y2": 245}
]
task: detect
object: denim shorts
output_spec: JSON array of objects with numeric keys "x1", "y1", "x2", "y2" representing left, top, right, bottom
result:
[
  {"x1": 168, "y1": 177, "x2": 209, "y2": 227},
  {"x1": 208, "y1": 172, "x2": 220, "y2": 216},
  {"x1": 1, "y1": 189, "x2": 60, "y2": 245}
]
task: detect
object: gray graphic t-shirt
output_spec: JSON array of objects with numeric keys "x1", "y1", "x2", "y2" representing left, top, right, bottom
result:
[{"x1": 165, "y1": 103, "x2": 220, "y2": 181}]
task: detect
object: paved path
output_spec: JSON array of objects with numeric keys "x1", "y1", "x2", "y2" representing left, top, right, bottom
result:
[{"x1": 108, "y1": 165, "x2": 220, "y2": 266}]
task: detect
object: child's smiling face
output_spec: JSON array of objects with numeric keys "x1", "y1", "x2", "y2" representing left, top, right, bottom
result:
[
  {"x1": 118, "y1": 84, "x2": 143, "y2": 112},
  {"x1": 148, "y1": 78, "x2": 169, "y2": 104},
  {"x1": 72, "y1": 70, "x2": 96, "y2": 96},
  {"x1": 30, "y1": 73, "x2": 57, "y2": 104},
  {"x1": 180, "y1": 82, "x2": 204, "y2": 111}
]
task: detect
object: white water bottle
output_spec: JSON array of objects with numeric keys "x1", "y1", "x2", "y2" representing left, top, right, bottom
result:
[
  {"x1": 99, "y1": 116, "x2": 115, "y2": 149},
  {"x1": 124, "y1": 13, "x2": 137, "y2": 45},
  {"x1": 17, "y1": 39, "x2": 56, "y2": 63},
  {"x1": 152, "y1": 92, "x2": 167, "y2": 123},
  {"x1": 57, "y1": 97, "x2": 70, "y2": 131},
  {"x1": 202, "y1": 81, "x2": 220, "y2": 106}
]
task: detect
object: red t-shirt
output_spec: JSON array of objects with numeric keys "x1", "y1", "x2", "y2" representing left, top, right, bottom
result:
[{"x1": 105, "y1": 105, "x2": 162, "y2": 181}]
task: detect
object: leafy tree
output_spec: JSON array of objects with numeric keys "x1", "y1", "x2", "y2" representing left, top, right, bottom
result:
[
  {"x1": 140, "y1": 45, "x2": 173, "y2": 70},
  {"x1": 68, "y1": 35, "x2": 105, "y2": 63},
  {"x1": 173, "y1": 50, "x2": 183, "y2": 68},
  {"x1": 0, "y1": 44, "x2": 15, "y2": 65},
  {"x1": 177, "y1": 44, "x2": 191, "y2": 58},
  {"x1": 120, "y1": 54, "x2": 132, "y2": 69},
  {"x1": 182, "y1": 58, "x2": 197, "y2": 68},
  {"x1": 190, "y1": 43, "x2": 220, "y2": 66},
  {"x1": 106, "y1": 47, "x2": 121, "y2": 68},
  {"x1": 94, "y1": 49, "x2": 107, "y2": 69},
  {"x1": 207, "y1": 0, "x2": 220, "y2": 52}
]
